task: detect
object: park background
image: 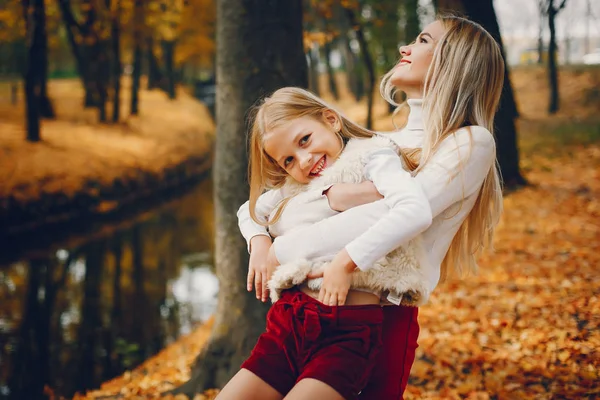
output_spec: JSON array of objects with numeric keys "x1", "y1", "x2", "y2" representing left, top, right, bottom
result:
[{"x1": 0, "y1": 0, "x2": 599, "y2": 399}]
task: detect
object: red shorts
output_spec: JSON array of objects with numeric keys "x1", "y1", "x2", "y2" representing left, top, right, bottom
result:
[
  {"x1": 359, "y1": 305, "x2": 419, "y2": 400},
  {"x1": 241, "y1": 288, "x2": 383, "y2": 399}
]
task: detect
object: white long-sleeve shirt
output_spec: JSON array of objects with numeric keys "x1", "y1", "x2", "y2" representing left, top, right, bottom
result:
[
  {"x1": 238, "y1": 100, "x2": 496, "y2": 297},
  {"x1": 237, "y1": 136, "x2": 432, "y2": 271}
]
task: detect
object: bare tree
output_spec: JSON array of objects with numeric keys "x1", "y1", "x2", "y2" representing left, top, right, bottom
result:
[
  {"x1": 111, "y1": 0, "x2": 122, "y2": 122},
  {"x1": 545, "y1": 0, "x2": 567, "y2": 114},
  {"x1": 23, "y1": 0, "x2": 44, "y2": 142},
  {"x1": 130, "y1": 0, "x2": 144, "y2": 115},
  {"x1": 537, "y1": 0, "x2": 547, "y2": 64}
]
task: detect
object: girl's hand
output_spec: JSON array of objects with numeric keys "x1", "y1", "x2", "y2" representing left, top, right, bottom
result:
[
  {"x1": 247, "y1": 235, "x2": 272, "y2": 301},
  {"x1": 315, "y1": 249, "x2": 356, "y2": 306},
  {"x1": 325, "y1": 181, "x2": 383, "y2": 212}
]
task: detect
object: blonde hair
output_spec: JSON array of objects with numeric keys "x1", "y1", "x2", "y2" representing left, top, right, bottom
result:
[
  {"x1": 380, "y1": 15, "x2": 505, "y2": 281},
  {"x1": 248, "y1": 87, "x2": 372, "y2": 226},
  {"x1": 248, "y1": 87, "x2": 417, "y2": 226}
]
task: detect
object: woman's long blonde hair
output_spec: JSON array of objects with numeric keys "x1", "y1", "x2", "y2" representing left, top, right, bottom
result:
[
  {"x1": 248, "y1": 87, "x2": 376, "y2": 226},
  {"x1": 380, "y1": 15, "x2": 505, "y2": 281}
]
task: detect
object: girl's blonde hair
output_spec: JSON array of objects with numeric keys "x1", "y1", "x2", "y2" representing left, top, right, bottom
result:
[
  {"x1": 380, "y1": 15, "x2": 505, "y2": 281},
  {"x1": 248, "y1": 87, "x2": 418, "y2": 226},
  {"x1": 248, "y1": 88, "x2": 372, "y2": 225}
]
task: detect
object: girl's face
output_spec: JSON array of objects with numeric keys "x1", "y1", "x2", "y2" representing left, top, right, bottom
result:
[
  {"x1": 263, "y1": 111, "x2": 342, "y2": 184},
  {"x1": 390, "y1": 20, "x2": 446, "y2": 98}
]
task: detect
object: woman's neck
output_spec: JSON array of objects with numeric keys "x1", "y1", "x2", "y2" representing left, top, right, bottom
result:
[{"x1": 405, "y1": 99, "x2": 423, "y2": 131}]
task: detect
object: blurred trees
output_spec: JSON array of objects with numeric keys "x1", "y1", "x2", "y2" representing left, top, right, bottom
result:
[
  {"x1": 1, "y1": 0, "x2": 216, "y2": 137},
  {"x1": 543, "y1": 0, "x2": 567, "y2": 114}
]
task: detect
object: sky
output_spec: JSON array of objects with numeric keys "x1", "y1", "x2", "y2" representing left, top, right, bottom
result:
[
  {"x1": 494, "y1": 0, "x2": 600, "y2": 40},
  {"x1": 417, "y1": 0, "x2": 600, "y2": 41}
]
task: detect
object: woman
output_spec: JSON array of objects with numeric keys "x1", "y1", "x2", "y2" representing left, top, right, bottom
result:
[{"x1": 242, "y1": 14, "x2": 504, "y2": 399}]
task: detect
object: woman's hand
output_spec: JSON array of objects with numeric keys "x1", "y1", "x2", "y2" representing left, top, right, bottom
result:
[
  {"x1": 309, "y1": 249, "x2": 356, "y2": 306},
  {"x1": 325, "y1": 181, "x2": 383, "y2": 212},
  {"x1": 247, "y1": 235, "x2": 273, "y2": 301}
]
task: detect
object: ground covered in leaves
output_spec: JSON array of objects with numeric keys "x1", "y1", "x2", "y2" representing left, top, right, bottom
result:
[
  {"x1": 75, "y1": 67, "x2": 600, "y2": 399},
  {"x1": 0, "y1": 79, "x2": 214, "y2": 206}
]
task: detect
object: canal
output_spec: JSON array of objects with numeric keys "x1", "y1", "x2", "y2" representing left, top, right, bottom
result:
[{"x1": 0, "y1": 179, "x2": 217, "y2": 399}]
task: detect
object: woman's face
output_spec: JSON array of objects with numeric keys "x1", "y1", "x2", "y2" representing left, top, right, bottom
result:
[{"x1": 390, "y1": 20, "x2": 446, "y2": 98}]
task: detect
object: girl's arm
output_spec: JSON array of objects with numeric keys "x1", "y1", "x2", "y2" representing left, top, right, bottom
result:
[
  {"x1": 237, "y1": 189, "x2": 283, "y2": 301},
  {"x1": 237, "y1": 189, "x2": 282, "y2": 251},
  {"x1": 272, "y1": 126, "x2": 496, "y2": 265}
]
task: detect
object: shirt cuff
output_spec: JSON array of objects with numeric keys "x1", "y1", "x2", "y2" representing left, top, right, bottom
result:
[
  {"x1": 345, "y1": 242, "x2": 373, "y2": 272},
  {"x1": 248, "y1": 233, "x2": 271, "y2": 253}
]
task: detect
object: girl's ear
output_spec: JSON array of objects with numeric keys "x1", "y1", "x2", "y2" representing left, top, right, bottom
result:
[{"x1": 322, "y1": 110, "x2": 341, "y2": 132}]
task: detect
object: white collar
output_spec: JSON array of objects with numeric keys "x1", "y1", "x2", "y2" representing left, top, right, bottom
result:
[{"x1": 405, "y1": 99, "x2": 423, "y2": 131}]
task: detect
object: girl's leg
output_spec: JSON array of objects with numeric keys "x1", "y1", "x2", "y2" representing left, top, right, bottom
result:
[
  {"x1": 358, "y1": 306, "x2": 419, "y2": 400},
  {"x1": 284, "y1": 378, "x2": 344, "y2": 400},
  {"x1": 216, "y1": 368, "x2": 284, "y2": 400}
]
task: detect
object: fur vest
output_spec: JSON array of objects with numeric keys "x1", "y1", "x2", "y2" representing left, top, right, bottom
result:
[{"x1": 267, "y1": 135, "x2": 431, "y2": 307}]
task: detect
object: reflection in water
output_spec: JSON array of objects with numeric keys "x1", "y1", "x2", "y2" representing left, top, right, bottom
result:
[{"x1": 0, "y1": 180, "x2": 217, "y2": 399}]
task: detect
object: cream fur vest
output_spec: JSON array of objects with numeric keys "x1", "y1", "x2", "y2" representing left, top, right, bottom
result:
[{"x1": 267, "y1": 135, "x2": 431, "y2": 307}]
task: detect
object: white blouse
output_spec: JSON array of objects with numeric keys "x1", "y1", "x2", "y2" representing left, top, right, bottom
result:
[
  {"x1": 237, "y1": 142, "x2": 432, "y2": 271},
  {"x1": 237, "y1": 99, "x2": 496, "y2": 296}
]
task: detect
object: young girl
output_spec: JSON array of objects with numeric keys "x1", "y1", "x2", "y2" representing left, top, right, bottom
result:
[
  {"x1": 215, "y1": 87, "x2": 432, "y2": 400},
  {"x1": 233, "y1": 15, "x2": 505, "y2": 400}
]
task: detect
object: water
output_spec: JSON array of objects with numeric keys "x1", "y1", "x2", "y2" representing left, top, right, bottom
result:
[{"x1": 0, "y1": 179, "x2": 218, "y2": 399}]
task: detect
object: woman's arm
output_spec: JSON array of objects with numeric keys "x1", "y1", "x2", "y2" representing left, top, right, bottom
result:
[
  {"x1": 339, "y1": 148, "x2": 432, "y2": 270},
  {"x1": 272, "y1": 126, "x2": 496, "y2": 265},
  {"x1": 324, "y1": 181, "x2": 383, "y2": 212}
]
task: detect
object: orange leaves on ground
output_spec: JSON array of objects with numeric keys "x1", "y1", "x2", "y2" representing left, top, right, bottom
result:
[
  {"x1": 0, "y1": 79, "x2": 214, "y2": 204},
  {"x1": 403, "y1": 143, "x2": 600, "y2": 399},
  {"x1": 74, "y1": 319, "x2": 218, "y2": 400}
]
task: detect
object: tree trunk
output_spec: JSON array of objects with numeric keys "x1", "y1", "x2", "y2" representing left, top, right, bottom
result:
[
  {"x1": 538, "y1": 3, "x2": 545, "y2": 64},
  {"x1": 57, "y1": 0, "x2": 97, "y2": 107},
  {"x1": 23, "y1": 0, "x2": 43, "y2": 142},
  {"x1": 11, "y1": 82, "x2": 18, "y2": 105},
  {"x1": 96, "y1": 43, "x2": 109, "y2": 123},
  {"x1": 147, "y1": 38, "x2": 163, "y2": 89},
  {"x1": 404, "y1": 0, "x2": 421, "y2": 43},
  {"x1": 307, "y1": 46, "x2": 321, "y2": 96},
  {"x1": 162, "y1": 40, "x2": 176, "y2": 99},
  {"x1": 323, "y1": 39, "x2": 339, "y2": 100},
  {"x1": 172, "y1": 0, "x2": 307, "y2": 396},
  {"x1": 111, "y1": 0, "x2": 122, "y2": 122},
  {"x1": 334, "y1": 4, "x2": 362, "y2": 101},
  {"x1": 547, "y1": 0, "x2": 560, "y2": 114},
  {"x1": 130, "y1": 0, "x2": 143, "y2": 115},
  {"x1": 436, "y1": 0, "x2": 526, "y2": 188},
  {"x1": 38, "y1": 0, "x2": 54, "y2": 119},
  {"x1": 344, "y1": 6, "x2": 374, "y2": 129}
]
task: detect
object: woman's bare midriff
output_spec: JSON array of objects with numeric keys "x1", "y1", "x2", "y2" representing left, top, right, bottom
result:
[{"x1": 299, "y1": 283, "x2": 381, "y2": 305}]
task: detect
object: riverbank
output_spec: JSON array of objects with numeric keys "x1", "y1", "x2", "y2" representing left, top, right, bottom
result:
[{"x1": 0, "y1": 79, "x2": 214, "y2": 235}]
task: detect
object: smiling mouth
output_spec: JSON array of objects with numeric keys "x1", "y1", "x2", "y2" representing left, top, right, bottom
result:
[
  {"x1": 399, "y1": 59, "x2": 411, "y2": 66},
  {"x1": 309, "y1": 156, "x2": 326, "y2": 176}
]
